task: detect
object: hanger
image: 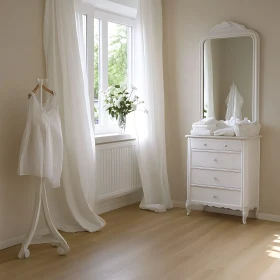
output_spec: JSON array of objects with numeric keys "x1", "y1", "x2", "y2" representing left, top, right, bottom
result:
[{"x1": 28, "y1": 84, "x2": 55, "y2": 99}]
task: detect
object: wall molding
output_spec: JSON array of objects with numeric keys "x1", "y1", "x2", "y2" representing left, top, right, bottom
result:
[
  {"x1": 0, "y1": 228, "x2": 49, "y2": 251},
  {"x1": 257, "y1": 213, "x2": 280, "y2": 223},
  {"x1": 0, "y1": 191, "x2": 142, "y2": 251},
  {"x1": 96, "y1": 189, "x2": 142, "y2": 215}
]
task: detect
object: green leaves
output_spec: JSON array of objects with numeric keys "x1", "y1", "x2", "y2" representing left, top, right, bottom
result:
[{"x1": 103, "y1": 84, "x2": 144, "y2": 121}]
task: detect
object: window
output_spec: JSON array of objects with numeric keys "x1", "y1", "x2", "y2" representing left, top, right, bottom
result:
[{"x1": 81, "y1": 7, "x2": 135, "y2": 134}]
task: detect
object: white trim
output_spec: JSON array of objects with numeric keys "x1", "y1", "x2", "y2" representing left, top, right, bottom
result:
[
  {"x1": 99, "y1": 186, "x2": 142, "y2": 201},
  {"x1": 98, "y1": 185, "x2": 142, "y2": 201},
  {"x1": 83, "y1": 0, "x2": 137, "y2": 19},
  {"x1": 0, "y1": 228, "x2": 49, "y2": 251},
  {"x1": 199, "y1": 21, "x2": 260, "y2": 122},
  {"x1": 95, "y1": 133, "x2": 135, "y2": 144},
  {"x1": 80, "y1": 3, "x2": 136, "y2": 135},
  {"x1": 96, "y1": 190, "x2": 142, "y2": 215},
  {"x1": 1, "y1": 191, "x2": 142, "y2": 250},
  {"x1": 95, "y1": 10, "x2": 136, "y2": 27},
  {"x1": 258, "y1": 213, "x2": 280, "y2": 223}
]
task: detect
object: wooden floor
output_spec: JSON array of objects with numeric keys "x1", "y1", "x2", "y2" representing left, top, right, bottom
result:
[{"x1": 1, "y1": 204, "x2": 280, "y2": 280}]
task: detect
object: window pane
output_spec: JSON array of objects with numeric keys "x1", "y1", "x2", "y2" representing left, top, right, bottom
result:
[
  {"x1": 94, "y1": 18, "x2": 100, "y2": 124},
  {"x1": 108, "y1": 22, "x2": 129, "y2": 87}
]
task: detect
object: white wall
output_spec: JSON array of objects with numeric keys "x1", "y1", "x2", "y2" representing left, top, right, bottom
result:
[
  {"x1": 0, "y1": 0, "x2": 46, "y2": 243},
  {"x1": 163, "y1": 0, "x2": 280, "y2": 216}
]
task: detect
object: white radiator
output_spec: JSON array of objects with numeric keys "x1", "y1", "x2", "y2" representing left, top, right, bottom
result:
[{"x1": 96, "y1": 140, "x2": 142, "y2": 201}]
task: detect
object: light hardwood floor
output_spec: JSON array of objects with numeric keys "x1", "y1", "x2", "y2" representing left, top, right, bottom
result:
[{"x1": 1, "y1": 204, "x2": 280, "y2": 280}]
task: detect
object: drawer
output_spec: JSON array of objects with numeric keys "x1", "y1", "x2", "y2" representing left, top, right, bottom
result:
[
  {"x1": 191, "y1": 186, "x2": 241, "y2": 206},
  {"x1": 191, "y1": 138, "x2": 242, "y2": 152},
  {"x1": 191, "y1": 169, "x2": 241, "y2": 189},
  {"x1": 191, "y1": 150, "x2": 241, "y2": 170}
]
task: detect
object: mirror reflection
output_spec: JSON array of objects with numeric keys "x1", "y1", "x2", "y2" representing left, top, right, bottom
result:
[{"x1": 203, "y1": 37, "x2": 253, "y2": 121}]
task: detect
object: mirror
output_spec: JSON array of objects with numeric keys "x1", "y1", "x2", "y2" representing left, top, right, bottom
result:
[
  {"x1": 203, "y1": 37, "x2": 253, "y2": 120},
  {"x1": 200, "y1": 22, "x2": 260, "y2": 122}
]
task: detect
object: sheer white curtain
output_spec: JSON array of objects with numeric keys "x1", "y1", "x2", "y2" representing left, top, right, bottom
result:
[
  {"x1": 204, "y1": 40, "x2": 215, "y2": 118},
  {"x1": 134, "y1": 0, "x2": 173, "y2": 213},
  {"x1": 44, "y1": 0, "x2": 105, "y2": 232}
]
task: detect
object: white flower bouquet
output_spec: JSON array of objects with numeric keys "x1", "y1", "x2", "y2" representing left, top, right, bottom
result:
[
  {"x1": 101, "y1": 84, "x2": 144, "y2": 133},
  {"x1": 102, "y1": 84, "x2": 143, "y2": 119}
]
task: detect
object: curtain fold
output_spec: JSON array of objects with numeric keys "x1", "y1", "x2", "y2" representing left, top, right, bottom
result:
[
  {"x1": 44, "y1": 0, "x2": 105, "y2": 232},
  {"x1": 134, "y1": 0, "x2": 173, "y2": 213}
]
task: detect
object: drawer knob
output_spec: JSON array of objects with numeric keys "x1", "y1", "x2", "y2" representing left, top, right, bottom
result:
[
  {"x1": 204, "y1": 143, "x2": 207, "y2": 146},
  {"x1": 213, "y1": 177, "x2": 218, "y2": 180},
  {"x1": 213, "y1": 195, "x2": 218, "y2": 199},
  {"x1": 224, "y1": 144, "x2": 228, "y2": 147},
  {"x1": 213, "y1": 158, "x2": 217, "y2": 162}
]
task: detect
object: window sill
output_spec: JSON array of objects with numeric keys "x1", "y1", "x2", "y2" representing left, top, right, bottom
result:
[{"x1": 95, "y1": 133, "x2": 136, "y2": 145}]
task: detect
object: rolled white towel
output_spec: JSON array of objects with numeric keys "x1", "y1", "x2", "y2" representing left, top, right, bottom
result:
[
  {"x1": 213, "y1": 127, "x2": 235, "y2": 136},
  {"x1": 191, "y1": 129, "x2": 213, "y2": 136}
]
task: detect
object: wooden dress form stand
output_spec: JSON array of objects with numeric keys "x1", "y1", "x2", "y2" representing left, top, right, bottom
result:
[{"x1": 18, "y1": 79, "x2": 70, "y2": 258}]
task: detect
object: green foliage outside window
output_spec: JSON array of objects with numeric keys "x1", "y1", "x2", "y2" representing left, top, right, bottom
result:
[{"x1": 94, "y1": 23, "x2": 128, "y2": 123}]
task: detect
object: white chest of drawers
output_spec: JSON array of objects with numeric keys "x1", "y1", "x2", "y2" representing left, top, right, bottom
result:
[{"x1": 186, "y1": 135, "x2": 261, "y2": 224}]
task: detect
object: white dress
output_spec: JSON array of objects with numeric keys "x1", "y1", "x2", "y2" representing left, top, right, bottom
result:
[
  {"x1": 225, "y1": 82, "x2": 244, "y2": 120},
  {"x1": 18, "y1": 93, "x2": 63, "y2": 188}
]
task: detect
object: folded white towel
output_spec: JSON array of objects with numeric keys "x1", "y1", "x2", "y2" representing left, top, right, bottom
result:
[
  {"x1": 191, "y1": 129, "x2": 213, "y2": 136},
  {"x1": 193, "y1": 117, "x2": 217, "y2": 126},
  {"x1": 213, "y1": 127, "x2": 235, "y2": 136},
  {"x1": 192, "y1": 124, "x2": 217, "y2": 131}
]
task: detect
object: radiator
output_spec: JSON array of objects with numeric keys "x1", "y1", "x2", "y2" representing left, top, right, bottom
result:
[{"x1": 96, "y1": 140, "x2": 142, "y2": 201}]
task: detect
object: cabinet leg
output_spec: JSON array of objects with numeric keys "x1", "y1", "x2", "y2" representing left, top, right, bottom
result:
[
  {"x1": 242, "y1": 208, "x2": 249, "y2": 224},
  {"x1": 185, "y1": 201, "x2": 191, "y2": 216}
]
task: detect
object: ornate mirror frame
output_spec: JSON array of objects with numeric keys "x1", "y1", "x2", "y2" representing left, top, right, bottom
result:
[{"x1": 199, "y1": 21, "x2": 260, "y2": 122}]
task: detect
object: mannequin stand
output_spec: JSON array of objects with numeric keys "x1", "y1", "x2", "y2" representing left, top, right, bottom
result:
[{"x1": 18, "y1": 79, "x2": 70, "y2": 258}]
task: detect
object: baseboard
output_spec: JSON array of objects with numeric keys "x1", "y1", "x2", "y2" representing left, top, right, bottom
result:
[
  {"x1": 0, "y1": 228, "x2": 49, "y2": 251},
  {"x1": 96, "y1": 189, "x2": 143, "y2": 215},
  {"x1": 258, "y1": 213, "x2": 280, "y2": 223},
  {"x1": 0, "y1": 191, "x2": 143, "y2": 251}
]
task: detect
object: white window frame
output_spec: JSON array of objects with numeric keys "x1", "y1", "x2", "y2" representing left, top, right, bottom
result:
[{"x1": 80, "y1": 4, "x2": 136, "y2": 135}]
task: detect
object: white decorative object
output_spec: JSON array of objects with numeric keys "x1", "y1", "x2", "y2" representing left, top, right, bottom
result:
[
  {"x1": 199, "y1": 21, "x2": 260, "y2": 122},
  {"x1": 186, "y1": 135, "x2": 261, "y2": 224}
]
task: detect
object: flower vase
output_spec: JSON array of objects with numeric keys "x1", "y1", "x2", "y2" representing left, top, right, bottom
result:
[{"x1": 118, "y1": 114, "x2": 126, "y2": 134}]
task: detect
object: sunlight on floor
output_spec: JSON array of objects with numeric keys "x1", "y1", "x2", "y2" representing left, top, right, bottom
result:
[{"x1": 266, "y1": 235, "x2": 280, "y2": 259}]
